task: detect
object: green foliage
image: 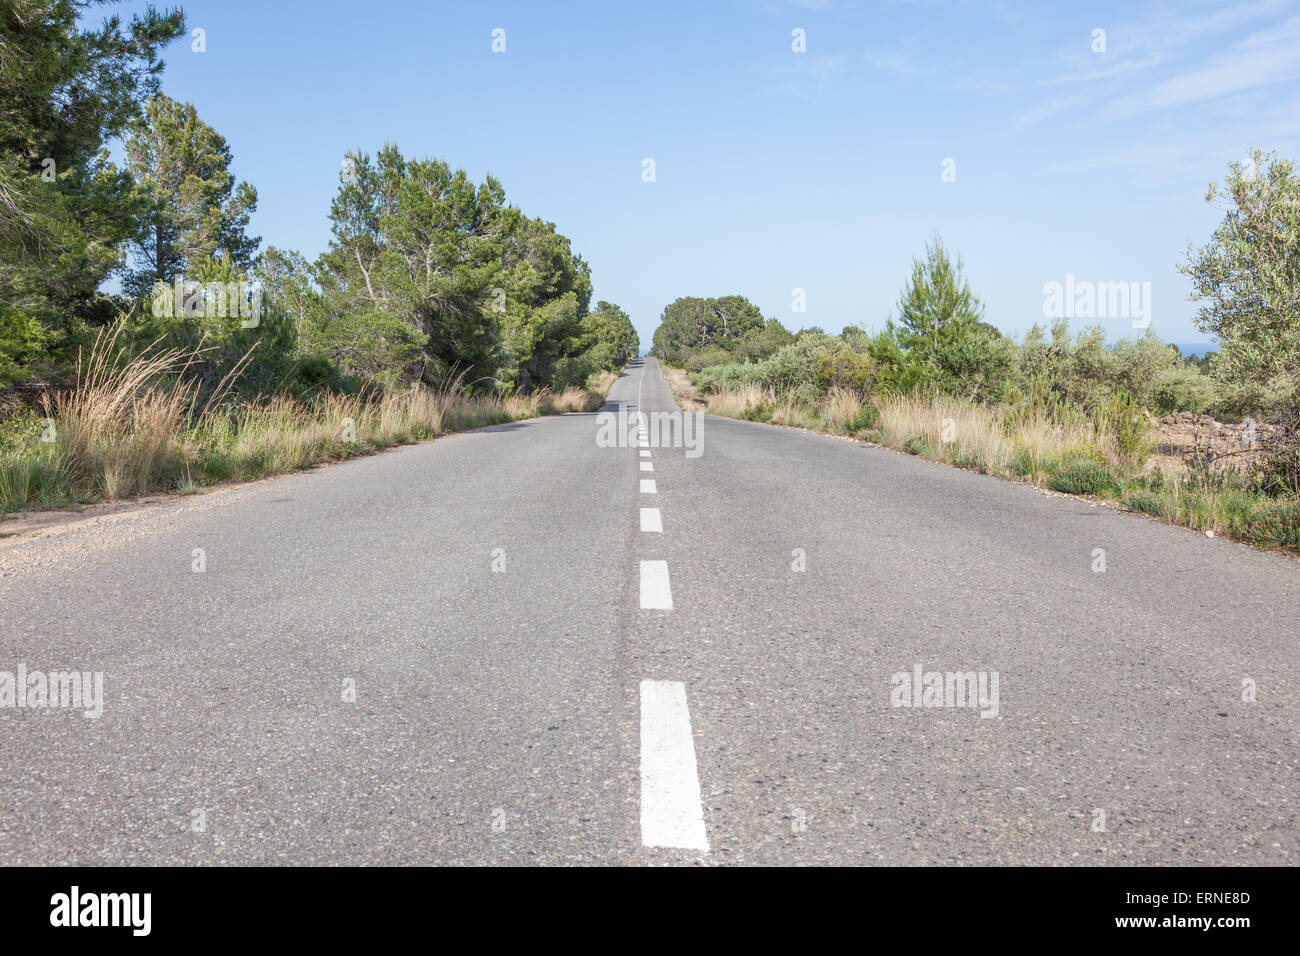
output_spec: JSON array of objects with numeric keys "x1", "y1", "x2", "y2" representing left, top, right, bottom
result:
[
  {"x1": 816, "y1": 350, "x2": 876, "y2": 394},
  {"x1": 0, "y1": 0, "x2": 185, "y2": 373},
  {"x1": 1092, "y1": 390, "x2": 1155, "y2": 465},
  {"x1": 1152, "y1": 364, "x2": 1217, "y2": 415},
  {"x1": 579, "y1": 301, "x2": 639, "y2": 375},
  {"x1": 1246, "y1": 499, "x2": 1300, "y2": 548},
  {"x1": 691, "y1": 332, "x2": 840, "y2": 395},
  {"x1": 1180, "y1": 150, "x2": 1300, "y2": 396},
  {"x1": 123, "y1": 95, "x2": 260, "y2": 297},
  {"x1": 730, "y1": 319, "x2": 797, "y2": 364},
  {"x1": 853, "y1": 401, "x2": 879, "y2": 431},
  {"x1": 903, "y1": 434, "x2": 931, "y2": 456},
  {"x1": 1048, "y1": 461, "x2": 1119, "y2": 496},
  {"x1": 889, "y1": 235, "x2": 1014, "y2": 400},
  {"x1": 0, "y1": 306, "x2": 51, "y2": 386},
  {"x1": 311, "y1": 145, "x2": 607, "y2": 392},
  {"x1": 1123, "y1": 490, "x2": 1166, "y2": 517},
  {"x1": 650, "y1": 295, "x2": 767, "y2": 366},
  {"x1": 0, "y1": 406, "x2": 45, "y2": 453}
]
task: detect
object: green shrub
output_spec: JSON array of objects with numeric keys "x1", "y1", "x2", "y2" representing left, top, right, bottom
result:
[
  {"x1": 903, "y1": 434, "x2": 932, "y2": 457},
  {"x1": 0, "y1": 307, "x2": 53, "y2": 388},
  {"x1": 816, "y1": 351, "x2": 877, "y2": 394},
  {"x1": 1152, "y1": 365, "x2": 1216, "y2": 415},
  {"x1": 1254, "y1": 443, "x2": 1300, "y2": 498},
  {"x1": 1008, "y1": 442, "x2": 1038, "y2": 477},
  {"x1": 1048, "y1": 461, "x2": 1118, "y2": 496},
  {"x1": 788, "y1": 382, "x2": 819, "y2": 407},
  {"x1": 0, "y1": 409, "x2": 47, "y2": 453},
  {"x1": 1246, "y1": 499, "x2": 1300, "y2": 548},
  {"x1": 1123, "y1": 490, "x2": 1165, "y2": 516},
  {"x1": 1093, "y1": 390, "x2": 1154, "y2": 465},
  {"x1": 854, "y1": 402, "x2": 879, "y2": 430}
]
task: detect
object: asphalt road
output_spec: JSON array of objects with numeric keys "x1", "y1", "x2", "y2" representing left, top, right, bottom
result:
[{"x1": 0, "y1": 357, "x2": 1295, "y2": 865}]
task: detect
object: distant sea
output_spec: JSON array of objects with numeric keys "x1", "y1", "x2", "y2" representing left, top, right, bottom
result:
[{"x1": 1172, "y1": 342, "x2": 1218, "y2": 357}]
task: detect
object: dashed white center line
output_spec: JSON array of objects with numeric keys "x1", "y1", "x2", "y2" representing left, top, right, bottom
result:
[
  {"x1": 639, "y1": 560, "x2": 673, "y2": 609},
  {"x1": 640, "y1": 507, "x2": 663, "y2": 533},
  {"x1": 639, "y1": 479, "x2": 657, "y2": 494},
  {"x1": 639, "y1": 680, "x2": 709, "y2": 852},
  {"x1": 639, "y1": 450, "x2": 651, "y2": 457},
  {"x1": 640, "y1": 461, "x2": 653, "y2": 472}
]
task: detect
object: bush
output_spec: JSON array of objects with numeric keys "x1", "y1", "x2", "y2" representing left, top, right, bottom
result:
[
  {"x1": 854, "y1": 401, "x2": 879, "y2": 430},
  {"x1": 0, "y1": 408, "x2": 46, "y2": 453},
  {"x1": 903, "y1": 434, "x2": 932, "y2": 457},
  {"x1": 1123, "y1": 490, "x2": 1165, "y2": 516},
  {"x1": 1048, "y1": 461, "x2": 1119, "y2": 496},
  {"x1": 1008, "y1": 441, "x2": 1038, "y2": 477},
  {"x1": 1152, "y1": 365, "x2": 1216, "y2": 415},
  {"x1": 816, "y1": 351, "x2": 876, "y2": 394},
  {"x1": 1093, "y1": 390, "x2": 1154, "y2": 465},
  {"x1": 0, "y1": 307, "x2": 52, "y2": 388},
  {"x1": 1246, "y1": 499, "x2": 1300, "y2": 548}
]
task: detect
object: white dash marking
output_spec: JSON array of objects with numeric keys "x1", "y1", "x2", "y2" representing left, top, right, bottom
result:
[
  {"x1": 640, "y1": 680, "x2": 708, "y2": 851},
  {"x1": 640, "y1": 479, "x2": 657, "y2": 494},
  {"x1": 640, "y1": 507, "x2": 663, "y2": 533},
  {"x1": 639, "y1": 450, "x2": 651, "y2": 458},
  {"x1": 639, "y1": 560, "x2": 673, "y2": 609},
  {"x1": 640, "y1": 461, "x2": 653, "y2": 472}
]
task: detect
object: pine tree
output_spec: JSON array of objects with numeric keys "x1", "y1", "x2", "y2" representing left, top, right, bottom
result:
[
  {"x1": 123, "y1": 95, "x2": 260, "y2": 297},
  {"x1": 892, "y1": 235, "x2": 985, "y2": 371},
  {"x1": 0, "y1": 0, "x2": 186, "y2": 367}
]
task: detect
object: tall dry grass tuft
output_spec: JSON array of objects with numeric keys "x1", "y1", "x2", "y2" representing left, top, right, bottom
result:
[
  {"x1": 43, "y1": 325, "x2": 193, "y2": 497},
  {"x1": 823, "y1": 386, "x2": 865, "y2": 434},
  {"x1": 539, "y1": 386, "x2": 604, "y2": 414},
  {"x1": 706, "y1": 383, "x2": 769, "y2": 418}
]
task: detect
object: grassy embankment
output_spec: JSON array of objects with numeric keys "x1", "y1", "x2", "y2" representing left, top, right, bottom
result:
[
  {"x1": 0, "y1": 330, "x2": 615, "y2": 514},
  {"x1": 669, "y1": 372, "x2": 1300, "y2": 555}
]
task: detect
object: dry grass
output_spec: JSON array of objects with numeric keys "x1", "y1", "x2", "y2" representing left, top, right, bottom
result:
[
  {"x1": 42, "y1": 326, "x2": 196, "y2": 498},
  {"x1": 698, "y1": 383, "x2": 1299, "y2": 554},
  {"x1": 588, "y1": 369, "x2": 619, "y2": 398},
  {"x1": 875, "y1": 392, "x2": 1111, "y2": 478},
  {"x1": 706, "y1": 383, "x2": 767, "y2": 418},
  {"x1": 539, "y1": 386, "x2": 604, "y2": 414},
  {"x1": 823, "y1": 386, "x2": 865, "y2": 435},
  {"x1": 2, "y1": 324, "x2": 611, "y2": 511},
  {"x1": 661, "y1": 365, "x2": 708, "y2": 411}
]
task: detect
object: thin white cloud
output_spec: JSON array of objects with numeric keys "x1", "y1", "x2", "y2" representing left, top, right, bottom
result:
[
  {"x1": 1015, "y1": 95, "x2": 1086, "y2": 129},
  {"x1": 1040, "y1": 53, "x2": 1165, "y2": 87},
  {"x1": 1134, "y1": 0, "x2": 1286, "y2": 51},
  {"x1": 1103, "y1": 15, "x2": 1300, "y2": 119},
  {"x1": 869, "y1": 53, "x2": 944, "y2": 78}
]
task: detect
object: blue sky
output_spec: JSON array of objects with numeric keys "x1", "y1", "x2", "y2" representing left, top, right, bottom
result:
[{"x1": 109, "y1": 0, "x2": 1300, "y2": 351}]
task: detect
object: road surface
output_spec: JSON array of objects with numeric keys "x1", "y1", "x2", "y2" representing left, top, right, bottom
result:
[{"x1": 0, "y1": 358, "x2": 1295, "y2": 865}]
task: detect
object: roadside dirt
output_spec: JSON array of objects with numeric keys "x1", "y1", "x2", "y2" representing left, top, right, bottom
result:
[
  {"x1": 662, "y1": 366, "x2": 707, "y2": 411},
  {"x1": 1147, "y1": 411, "x2": 1283, "y2": 477}
]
